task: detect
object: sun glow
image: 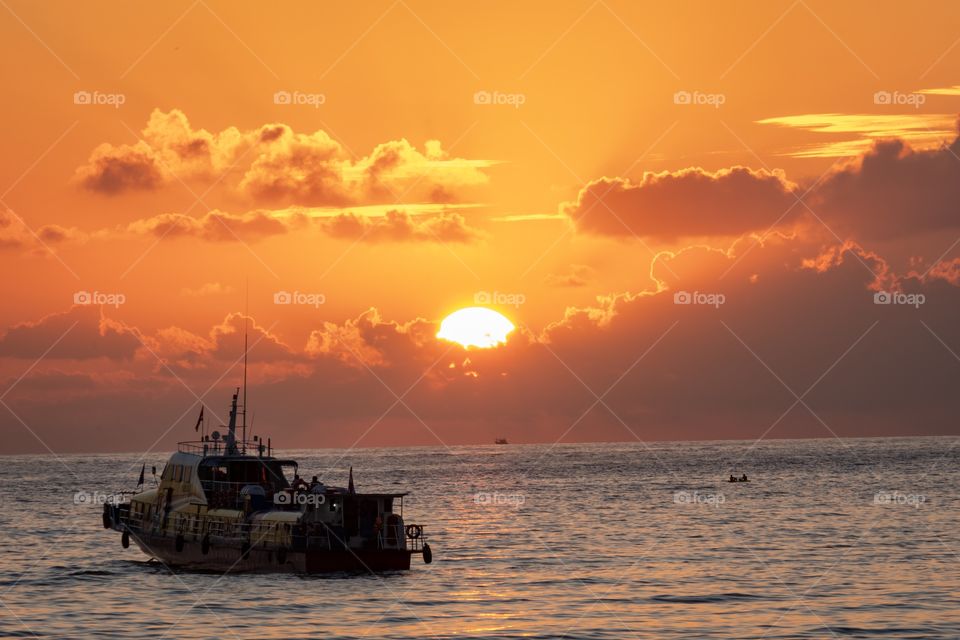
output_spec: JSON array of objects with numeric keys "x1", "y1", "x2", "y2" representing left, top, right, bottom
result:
[{"x1": 437, "y1": 307, "x2": 515, "y2": 349}]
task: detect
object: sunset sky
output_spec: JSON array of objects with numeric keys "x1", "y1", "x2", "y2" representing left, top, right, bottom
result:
[{"x1": 2, "y1": 1, "x2": 960, "y2": 454}]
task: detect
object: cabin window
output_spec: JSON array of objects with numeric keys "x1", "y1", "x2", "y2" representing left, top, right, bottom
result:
[
  {"x1": 183, "y1": 467, "x2": 191, "y2": 483},
  {"x1": 174, "y1": 465, "x2": 182, "y2": 482}
]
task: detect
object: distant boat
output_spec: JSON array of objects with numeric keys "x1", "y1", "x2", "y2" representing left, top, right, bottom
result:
[{"x1": 495, "y1": 438, "x2": 509, "y2": 445}]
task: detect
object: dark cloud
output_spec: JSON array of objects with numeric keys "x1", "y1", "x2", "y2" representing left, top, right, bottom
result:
[
  {"x1": 0, "y1": 305, "x2": 141, "y2": 360},
  {"x1": 563, "y1": 167, "x2": 798, "y2": 240},
  {"x1": 812, "y1": 124, "x2": 960, "y2": 240},
  {"x1": 76, "y1": 143, "x2": 165, "y2": 194}
]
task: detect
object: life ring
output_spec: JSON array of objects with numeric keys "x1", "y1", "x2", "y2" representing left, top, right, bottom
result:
[
  {"x1": 405, "y1": 524, "x2": 422, "y2": 539},
  {"x1": 175, "y1": 534, "x2": 185, "y2": 552},
  {"x1": 121, "y1": 531, "x2": 130, "y2": 549},
  {"x1": 201, "y1": 534, "x2": 211, "y2": 555},
  {"x1": 277, "y1": 546, "x2": 287, "y2": 565}
]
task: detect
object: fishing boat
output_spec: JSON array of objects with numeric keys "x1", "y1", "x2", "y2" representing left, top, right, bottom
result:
[
  {"x1": 102, "y1": 386, "x2": 432, "y2": 573},
  {"x1": 494, "y1": 438, "x2": 509, "y2": 445}
]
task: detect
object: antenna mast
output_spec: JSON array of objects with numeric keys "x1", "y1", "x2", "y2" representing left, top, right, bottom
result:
[{"x1": 242, "y1": 280, "x2": 249, "y2": 453}]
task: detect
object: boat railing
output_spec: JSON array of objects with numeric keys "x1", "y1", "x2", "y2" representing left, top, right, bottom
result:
[{"x1": 177, "y1": 440, "x2": 267, "y2": 456}]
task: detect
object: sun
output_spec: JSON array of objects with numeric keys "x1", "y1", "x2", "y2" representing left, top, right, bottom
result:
[{"x1": 437, "y1": 307, "x2": 515, "y2": 349}]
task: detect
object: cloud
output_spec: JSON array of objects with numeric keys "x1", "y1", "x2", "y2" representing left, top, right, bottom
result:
[
  {"x1": 75, "y1": 141, "x2": 166, "y2": 194},
  {"x1": 4, "y1": 229, "x2": 960, "y2": 453},
  {"x1": 810, "y1": 129, "x2": 960, "y2": 240},
  {"x1": 919, "y1": 258, "x2": 960, "y2": 286},
  {"x1": 919, "y1": 85, "x2": 960, "y2": 97},
  {"x1": 0, "y1": 305, "x2": 141, "y2": 360},
  {"x1": 125, "y1": 209, "x2": 303, "y2": 242},
  {"x1": 562, "y1": 167, "x2": 797, "y2": 240},
  {"x1": 562, "y1": 119, "x2": 960, "y2": 250},
  {"x1": 74, "y1": 110, "x2": 251, "y2": 194},
  {"x1": 76, "y1": 109, "x2": 492, "y2": 206},
  {"x1": 545, "y1": 264, "x2": 594, "y2": 287},
  {"x1": 321, "y1": 210, "x2": 481, "y2": 243},
  {"x1": 0, "y1": 209, "x2": 85, "y2": 252},
  {"x1": 147, "y1": 313, "x2": 295, "y2": 371},
  {"x1": 120, "y1": 207, "x2": 481, "y2": 244},
  {"x1": 305, "y1": 308, "x2": 439, "y2": 368},
  {"x1": 757, "y1": 113, "x2": 957, "y2": 158}
]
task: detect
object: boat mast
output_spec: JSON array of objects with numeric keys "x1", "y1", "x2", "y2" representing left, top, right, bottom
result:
[
  {"x1": 226, "y1": 388, "x2": 239, "y2": 455},
  {"x1": 242, "y1": 281, "x2": 248, "y2": 454}
]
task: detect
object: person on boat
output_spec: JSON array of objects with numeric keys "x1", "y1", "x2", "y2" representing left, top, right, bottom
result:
[
  {"x1": 291, "y1": 474, "x2": 309, "y2": 491},
  {"x1": 729, "y1": 475, "x2": 736, "y2": 482},
  {"x1": 309, "y1": 475, "x2": 321, "y2": 488},
  {"x1": 740, "y1": 474, "x2": 748, "y2": 482}
]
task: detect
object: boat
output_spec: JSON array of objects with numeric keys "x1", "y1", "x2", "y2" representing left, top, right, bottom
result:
[
  {"x1": 494, "y1": 438, "x2": 509, "y2": 445},
  {"x1": 102, "y1": 387, "x2": 432, "y2": 573}
]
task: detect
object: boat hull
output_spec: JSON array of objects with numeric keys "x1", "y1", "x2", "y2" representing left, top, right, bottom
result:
[{"x1": 124, "y1": 530, "x2": 413, "y2": 573}]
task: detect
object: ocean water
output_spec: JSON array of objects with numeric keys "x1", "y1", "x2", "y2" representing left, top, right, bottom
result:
[{"x1": 1, "y1": 437, "x2": 959, "y2": 639}]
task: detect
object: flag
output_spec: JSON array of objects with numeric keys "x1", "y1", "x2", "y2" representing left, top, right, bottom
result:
[
  {"x1": 348, "y1": 466, "x2": 355, "y2": 494},
  {"x1": 194, "y1": 406, "x2": 204, "y2": 432},
  {"x1": 137, "y1": 463, "x2": 145, "y2": 487}
]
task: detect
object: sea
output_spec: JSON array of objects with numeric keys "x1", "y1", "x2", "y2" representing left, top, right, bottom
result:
[{"x1": 1, "y1": 437, "x2": 958, "y2": 639}]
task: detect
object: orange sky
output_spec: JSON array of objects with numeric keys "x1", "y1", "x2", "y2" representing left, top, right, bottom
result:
[{"x1": 2, "y1": 1, "x2": 960, "y2": 454}]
